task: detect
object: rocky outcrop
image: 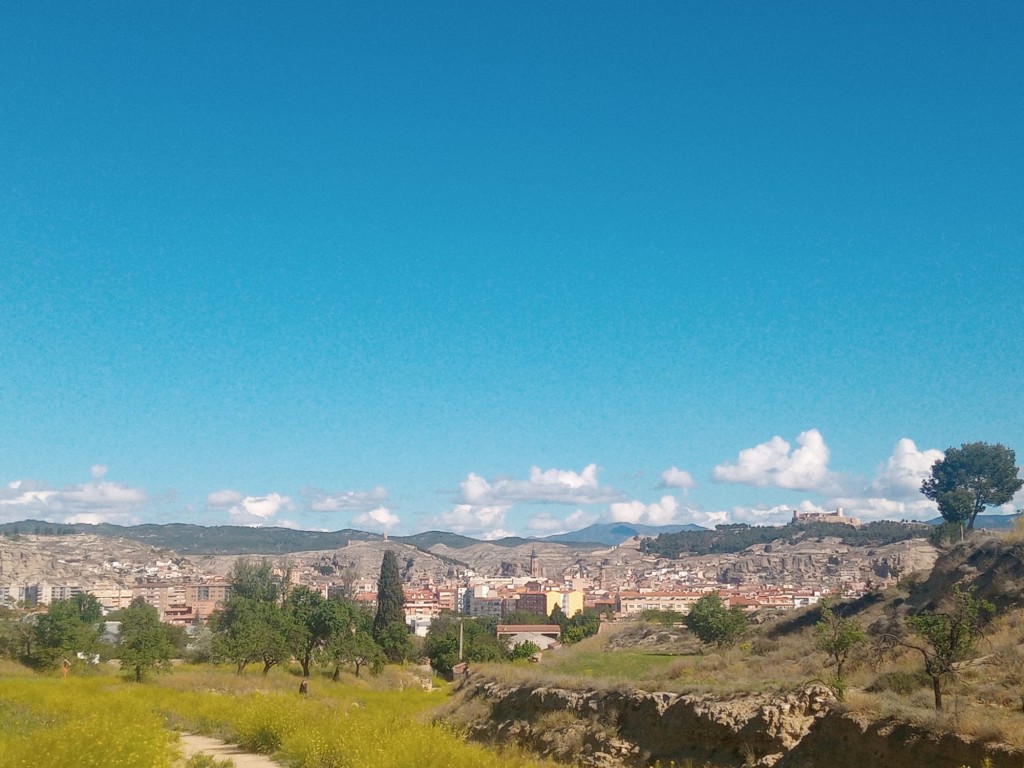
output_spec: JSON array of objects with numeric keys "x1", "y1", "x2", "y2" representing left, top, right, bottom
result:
[
  {"x1": 717, "y1": 539, "x2": 938, "y2": 587},
  {"x1": 779, "y1": 711, "x2": 1022, "y2": 768},
  {"x1": 451, "y1": 679, "x2": 832, "y2": 766},
  {"x1": 912, "y1": 536, "x2": 1024, "y2": 613},
  {"x1": 449, "y1": 677, "x2": 1024, "y2": 768}
]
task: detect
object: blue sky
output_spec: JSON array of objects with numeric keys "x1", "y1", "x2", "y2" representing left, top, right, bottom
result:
[{"x1": 1, "y1": 3, "x2": 1022, "y2": 537}]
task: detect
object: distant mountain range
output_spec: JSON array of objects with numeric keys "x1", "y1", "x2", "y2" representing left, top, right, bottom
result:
[
  {"x1": 927, "y1": 514, "x2": 1021, "y2": 531},
  {"x1": 0, "y1": 519, "x2": 704, "y2": 555},
  {"x1": 17, "y1": 515, "x2": 1009, "y2": 555}
]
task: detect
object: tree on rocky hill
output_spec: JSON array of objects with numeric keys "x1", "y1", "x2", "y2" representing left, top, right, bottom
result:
[
  {"x1": 814, "y1": 600, "x2": 865, "y2": 698},
  {"x1": 885, "y1": 584, "x2": 995, "y2": 711},
  {"x1": 921, "y1": 442, "x2": 1023, "y2": 534}
]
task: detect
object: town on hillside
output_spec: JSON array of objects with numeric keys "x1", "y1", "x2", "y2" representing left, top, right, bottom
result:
[{"x1": 0, "y1": 513, "x2": 938, "y2": 638}]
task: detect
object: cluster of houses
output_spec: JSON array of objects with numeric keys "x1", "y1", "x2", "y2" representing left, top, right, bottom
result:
[{"x1": 3, "y1": 544, "x2": 879, "y2": 633}]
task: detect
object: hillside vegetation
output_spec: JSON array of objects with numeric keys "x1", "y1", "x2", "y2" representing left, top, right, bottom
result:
[
  {"x1": 640, "y1": 520, "x2": 930, "y2": 558},
  {"x1": 459, "y1": 533, "x2": 1024, "y2": 762}
]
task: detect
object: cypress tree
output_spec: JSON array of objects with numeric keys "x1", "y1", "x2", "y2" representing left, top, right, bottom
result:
[{"x1": 372, "y1": 550, "x2": 404, "y2": 640}]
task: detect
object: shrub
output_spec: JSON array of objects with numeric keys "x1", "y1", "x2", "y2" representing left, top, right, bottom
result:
[{"x1": 867, "y1": 670, "x2": 932, "y2": 695}]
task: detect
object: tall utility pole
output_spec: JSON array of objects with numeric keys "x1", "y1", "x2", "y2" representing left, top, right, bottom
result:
[{"x1": 458, "y1": 617, "x2": 464, "y2": 661}]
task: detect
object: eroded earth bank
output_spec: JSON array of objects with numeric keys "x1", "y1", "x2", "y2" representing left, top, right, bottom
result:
[{"x1": 443, "y1": 677, "x2": 1023, "y2": 768}]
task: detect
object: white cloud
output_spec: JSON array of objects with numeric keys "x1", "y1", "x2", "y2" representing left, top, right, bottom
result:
[
  {"x1": 659, "y1": 467, "x2": 696, "y2": 489},
  {"x1": 0, "y1": 473, "x2": 148, "y2": 525},
  {"x1": 1003, "y1": 486, "x2": 1024, "y2": 513},
  {"x1": 828, "y1": 496, "x2": 938, "y2": 523},
  {"x1": 728, "y1": 503, "x2": 802, "y2": 526},
  {"x1": 687, "y1": 509, "x2": 730, "y2": 527},
  {"x1": 438, "y1": 504, "x2": 510, "y2": 536},
  {"x1": 207, "y1": 490, "x2": 292, "y2": 527},
  {"x1": 527, "y1": 509, "x2": 600, "y2": 535},
  {"x1": 786, "y1": 438, "x2": 946, "y2": 524},
  {"x1": 458, "y1": 464, "x2": 622, "y2": 506},
  {"x1": 64, "y1": 513, "x2": 108, "y2": 525},
  {"x1": 480, "y1": 529, "x2": 517, "y2": 541},
  {"x1": 871, "y1": 439, "x2": 944, "y2": 501},
  {"x1": 90, "y1": 464, "x2": 108, "y2": 480},
  {"x1": 304, "y1": 486, "x2": 389, "y2": 513},
  {"x1": 526, "y1": 513, "x2": 565, "y2": 533},
  {"x1": 206, "y1": 489, "x2": 244, "y2": 507},
  {"x1": 354, "y1": 506, "x2": 401, "y2": 530},
  {"x1": 713, "y1": 429, "x2": 833, "y2": 491},
  {"x1": 607, "y1": 495, "x2": 680, "y2": 526}
]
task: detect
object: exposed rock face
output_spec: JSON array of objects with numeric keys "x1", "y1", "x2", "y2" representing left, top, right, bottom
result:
[
  {"x1": 453, "y1": 679, "x2": 832, "y2": 766},
  {"x1": 716, "y1": 538, "x2": 938, "y2": 587},
  {"x1": 450, "y1": 678, "x2": 1024, "y2": 768},
  {"x1": 912, "y1": 536, "x2": 1024, "y2": 613},
  {"x1": 0, "y1": 535, "x2": 164, "y2": 584},
  {"x1": 778, "y1": 712, "x2": 1023, "y2": 768}
]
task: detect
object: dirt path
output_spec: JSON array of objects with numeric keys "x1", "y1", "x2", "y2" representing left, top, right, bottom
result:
[{"x1": 178, "y1": 733, "x2": 281, "y2": 767}]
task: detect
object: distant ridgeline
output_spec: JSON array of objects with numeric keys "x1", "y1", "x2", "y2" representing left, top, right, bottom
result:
[
  {"x1": 639, "y1": 520, "x2": 932, "y2": 558},
  {"x1": 0, "y1": 520, "x2": 517, "y2": 558}
]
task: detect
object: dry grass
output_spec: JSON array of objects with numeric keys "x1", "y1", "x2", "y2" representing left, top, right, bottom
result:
[
  {"x1": 469, "y1": 600, "x2": 1024, "y2": 751},
  {"x1": 1001, "y1": 517, "x2": 1024, "y2": 545}
]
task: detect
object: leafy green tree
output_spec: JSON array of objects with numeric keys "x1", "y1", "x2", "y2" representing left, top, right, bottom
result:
[
  {"x1": 548, "y1": 604, "x2": 565, "y2": 627},
  {"x1": 330, "y1": 628, "x2": 386, "y2": 678},
  {"x1": 211, "y1": 597, "x2": 294, "y2": 675},
  {"x1": 684, "y1": 593, "x2": 748, "y2": 647},
  {"x1": 285, "y1": 586, "x2": 331, "y2": 677},
  {"x1": 549, "y1": 606, "x2": 601, "y2": 645},
  {"x1": 1, "y1": 616, "x2": 34, "y2": 661},
  {"x1": 0, "y1": 614, "x2": 23, "y2": 660},
  {"x1": 502, "y1": 610, "x2": 549, "y2": 625},
  {"x1": 509, "y1": 640, "x2": 540, "y2": 660},
  {"x1": 185, "y1": 624, "x2": 215, "y2": 663},
  {"x1": 31, "y1": 599, "x2": 102, "y2": 669},
  {"x1": 814, "y1": 600, "x2": 866, "y2": 697},
  {"x1": 921, "y1": 442, "x2": 1023, "y2": 533},
  {"x1": 375, "y1": 620, "x2": 413, "y2": 663},
  {"x1": 425, "y1": 613, "x2": 506, "y2": 676},
  {"x1": 252, "y1": 602, "x2": 294, "y2": 675},
  {"x1": 229, "y1": 558, "x2": 280, "y2": 603},
  {"x1": 118, "y1": 597, "x2": 174, "y2": 682},
  {"x1": 895, "y1": 585, "x2": 995, "y2": 711},
  {"x1": 212, "y1": 557, "x2": 295, "y2": 675},
  {"x1": 321, "y1": 599, "x2": 376, "y2": 679},
  {"x1": 372, "y1": 550, "x2": 404, "y2": 640},
  {"x1": 639, "y1": 609, "x2": 685, "y2": 626},
  {"x1": 210, "y1": 597, "x2": 261, "y2": 674},
  {"x1": 72, "y1": 593, "x2": 104, "y2": 624}
]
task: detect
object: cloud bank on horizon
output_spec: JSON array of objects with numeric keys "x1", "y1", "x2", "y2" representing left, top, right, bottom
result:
[{"x1": 4, "y1": 431, "x2": 1022, "y2": 538}]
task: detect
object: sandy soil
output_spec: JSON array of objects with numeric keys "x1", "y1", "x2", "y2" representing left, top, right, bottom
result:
[{"x1": 177, "y1": 733, "x2": 281, "y2": 767}]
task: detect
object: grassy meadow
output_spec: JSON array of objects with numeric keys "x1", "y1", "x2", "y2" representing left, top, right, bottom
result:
[{"x1": 0, "y1": 662, "x2": 554, "y2": 768}]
